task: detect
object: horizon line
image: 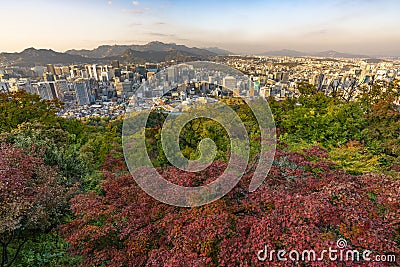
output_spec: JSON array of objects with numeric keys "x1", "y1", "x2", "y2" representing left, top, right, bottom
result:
[{"x1": 1, "y1": 41, "x2": 399, "y2": 58}]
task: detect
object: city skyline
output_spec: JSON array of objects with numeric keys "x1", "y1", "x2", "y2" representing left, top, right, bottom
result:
[{"x1": 1, "y1": 0, "x2": 400, "y2": 56}]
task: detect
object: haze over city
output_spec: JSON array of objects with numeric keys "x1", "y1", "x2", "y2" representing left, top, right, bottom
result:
[{"x1": 1, "y1": 0, "x2": 400, "y2": 56}]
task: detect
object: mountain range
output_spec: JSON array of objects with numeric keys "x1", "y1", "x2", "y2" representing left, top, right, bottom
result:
[
  {"x1": 259, "y1": 49, "x2": 369, "y2": 58},
  {"x1": 0, "y1": 42, "x2": 387, "y2": 66},
  {"x1": 0, "y1": 48, "x2": 92, "y2": 66},
  {"x1": 66, "y1": 41, "x2": 219, "y2": 58},
  {"x1": 0, "y1": 42, "x2": 225, "y2": 66}
]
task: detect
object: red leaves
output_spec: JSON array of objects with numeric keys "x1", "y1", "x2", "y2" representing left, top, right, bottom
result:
[
  {"x1": 62, "y1": 149, "x2": 400, "y2": 266},
  {"x1": 0, "y1": 143, "x2": 67, "y2": 232},
  {"x1": 0, "y1": 142, "x2": 69, "y2": 266},
  {"x1": 303, "y1": 146, "x2": 329, "y2": 159}
]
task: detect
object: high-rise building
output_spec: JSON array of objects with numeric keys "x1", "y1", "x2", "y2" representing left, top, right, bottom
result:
[
  {"x1": 74, "y1": 79, "x2": 92, "y2": 105},
  {"x1": 126, "y1": 71, "x2": 135, "y2": 82},
  {"x1": 115, "y1": 80, "x2": 133, "y2": 100},
  {"x1": 55, "y1": 80, "x2": 69, "y2": 101},
  {"x1": 101, "y1": 71, "x2": 111, "y2": 82},
  {"x1": 168, "y1": 67, "x2": 177, "y2": 82},
  {"x1": 93, "y1": 65, "x2": 99, "y2": 81},
  {"x1": 54, "y1": 67, "x2": 62, "y2": 76},
  {"x1": 136, "y1": 65, "x2": 146, "y2": 77},
  {"x1": 61, "y1": 66, "x2": 70, "y2": 77},
  {"x1": 84, "y1": 65, "x2": 93, "y2": 79},
  {"x1": 0, "y1": 81, "x2": 10, "y2": 93},
  {"x1": 17, "y1": 79, "x2": 31, "y2": 93},
  {"x1": 223, "y1": 76, "x2": 237, "y2": 91},
  {"x1": 46, "y1": 64, "x2": 56, "y2": 75},
  {"x1": 90, "y1": 65, "x2": 102, "y2": 81},
  {"x1": 38, "y1": 82, "x2": 57, "y2": 100},
  {"x1": 70, "y1": 66, "x2": 79, "y2": 79},
  {"x1": 253, "y1": 77, "x2": 260, "y2": 91},
  {"x1": 146, "y1": 63, "x2": 158, "y2": 73},
  {"x1": 112, "y1": 60, "x2": 120, "y2": 69},
  {"x1": 31, "y1": 66, "x2": 46, "y2": 77},
  {"x1": 113, "y1": 68, "x2": 121, "y2": 78},
  {"x1": 30, "y1": 82, "x2": 40, "y2": 95},
  {"x1": 81, "y1": 69, "x2": 89, "y2": 79},
  {"x1": 317, "y1": 74, "x2": 325, "y2": 91},
  {"x1": 43, "y1": 72, "x2": 55, "y2": 82}
]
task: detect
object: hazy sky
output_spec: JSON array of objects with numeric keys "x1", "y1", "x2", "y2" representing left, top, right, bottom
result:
[{"x1": 1, "y1": 0, "x2": 400, "y2": 56}]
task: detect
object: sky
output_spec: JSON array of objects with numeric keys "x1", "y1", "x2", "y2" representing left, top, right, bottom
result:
[{"x1": 0, "y1": 0, "x2": 400, "y2": 56}]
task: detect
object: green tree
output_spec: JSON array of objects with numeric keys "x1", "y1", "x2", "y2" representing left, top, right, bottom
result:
[{"x1": 0, "y1": 92, "x2": 61, "y2": 133}]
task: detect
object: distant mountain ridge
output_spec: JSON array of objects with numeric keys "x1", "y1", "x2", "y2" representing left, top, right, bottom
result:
[
  {"x1": 203, "y1": 47, "x2": 233, "y2": 55},
  {"x1": 0, "y1": 42, "x2": 219, "y2": 66},
  {"x1": 259, "y1": 49, "x2": 307, "y2": 57},
  {"x1": 0, "y1": 48, "x2": 92, "y2": 66},
  {"x1": 66, "y1": 41, "x2": 216, "y2": 58},
  {"x1": 105, "y1": 48, "x2": 211, "y2": 64},
  {"x1": 313, "y1": 50, "x2": 369, "y2": 58},
  {"x1": 259, "y1": 49, "x2": 369, "y2": 58},
  {"x1": 0, "y1": 43, "x2": 383, "y2": 66}
]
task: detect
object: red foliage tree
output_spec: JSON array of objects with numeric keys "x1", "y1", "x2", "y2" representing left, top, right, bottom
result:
[
  {"x1": 61, "y1": 147, "x2": 400, "y2": 266},
  {"x1": 0, "y1": 142, "x2": 69, "y2": 267}
]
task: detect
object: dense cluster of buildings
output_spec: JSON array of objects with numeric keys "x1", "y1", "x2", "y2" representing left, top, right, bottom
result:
[
  {"x1": 1, "y1": 55, "x2": 399, "y2": 118},
  {"x1": 130, "y1": 62, "x2": 249, "y2": 112},
  {"x1": 220, "y1": 56, "x2": 400, "y2": 101},
  {"x1": 0, "y1": 61, "x2": 165, "y2": 118}
]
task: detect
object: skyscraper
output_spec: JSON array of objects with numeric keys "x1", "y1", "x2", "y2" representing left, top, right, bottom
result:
[
  {"x1": 75, "y1": 79, "x2": 92, "y2": 105},
  {"x1": 46, "y1": 64, "x2": 56, "y2": 76},
  {"x1": 168, "y1": 67, "x2": 177, "y2": 83},
  {"x1": 43, "y1": 72, "x2": 55, "y2": 82},
  {"x1": 37, "y1": 82, "x2": 57, "y2": 100},
  {"x1": 55, "y1": 80, "x2": 69, "y2": 101},
  {"x1": 92, "y1": 65, "x2": 99, "y2": 81},
  {"x1": 317, "y1": 74, "x2": 325, "y2": 91}
]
